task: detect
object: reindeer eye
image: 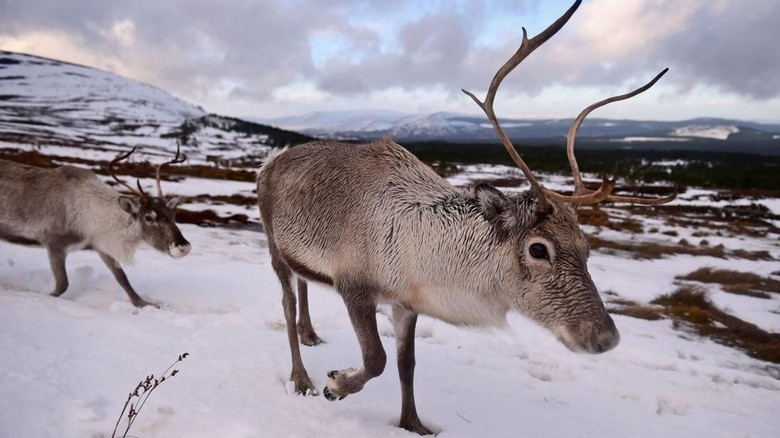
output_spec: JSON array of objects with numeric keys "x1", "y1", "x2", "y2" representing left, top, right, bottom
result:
[
  {"x1": 529, "y1": 243, "x2": 549, "y2": 260},
  {"x1": 144, "y1": 214, "x2": 156, "y2": 222}
]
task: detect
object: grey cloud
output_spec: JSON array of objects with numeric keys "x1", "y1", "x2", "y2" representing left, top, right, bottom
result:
[
  {"x1": 661, "y1": 1, "x2": 780, "y2": 99},
  {"x1": 2, "y1": 0, "x2": 777, "y2": 115},
  {"x1": 316, "y1": 13, "x2": 475, "y2": 94}
]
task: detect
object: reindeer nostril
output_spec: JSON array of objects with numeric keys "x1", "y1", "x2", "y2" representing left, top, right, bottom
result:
[
  {"x1": 169, "y1": 242, "x2": 191, "y2": 258},
  {"x1": 593, "y1": 327, "x2": 620, "y2": 353}
]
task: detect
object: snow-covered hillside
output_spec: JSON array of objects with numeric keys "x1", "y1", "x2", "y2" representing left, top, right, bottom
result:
[{"x1": 0, "y1": 51, "x2": 308, "y2": 161}]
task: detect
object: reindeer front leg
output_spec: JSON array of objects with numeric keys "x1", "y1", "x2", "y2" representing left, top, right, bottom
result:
[
  {"x1": 324, "y1": 279, "x2": 387, "y2": 400},
  {"x1": 296, "y1": 278, "x2": 323, "y2": 346},
  {"x1": 46, "y1": 246, "x2": 69, "y2": 297},
  {"x1": 98, "y1": 252, "x2": 154, "y2": 308},
  {"x1": 392, "y1": 304, "x2": 433, "y2": 435}
]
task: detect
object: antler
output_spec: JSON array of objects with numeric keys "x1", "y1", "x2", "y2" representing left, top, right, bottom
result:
[
  {"x1": 155, "y1": 142, "x2": 186, "y2": 198},
  {"x1": 107, "y1": 148, "x2": 146, "y2": 198},
  {"x1": 463, "y1": 0, "x2": 676, "y2": 207},
  {"x1": 565, "y1": 68, "x2": 677, "y2": 204}
]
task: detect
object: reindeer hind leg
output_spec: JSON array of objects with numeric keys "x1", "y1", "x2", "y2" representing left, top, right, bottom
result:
[
  {"x1": 296, "y1": 278, "x2": 323, "y2": 346},
  {"x1": 323, "y1": 277, "x2": 387, "y2": 401},
  {"x1": 268, "y1": 240, "x2": 318, "y2": 396}
]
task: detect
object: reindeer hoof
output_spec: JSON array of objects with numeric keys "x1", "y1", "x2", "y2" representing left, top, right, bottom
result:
[
  {"x1": 290, "y1": 377, "x2": 318, "y2": 396},
  {"x1": 323, "y1": 370, "x2": 347, "y2": 401},
  {"x1": 323, "y1": 385, "x2": 346, "y2": 401},
  {"x1": 131, "y1": 299, "x2": 158, "y2": 308},
  {"x1": 299, "y1": 332, "x2": 324, "y2": 347}
]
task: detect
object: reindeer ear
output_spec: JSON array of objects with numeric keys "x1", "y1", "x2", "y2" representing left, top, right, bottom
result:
[
  {"x1": 475, "y1": 184, "x2": 522, "y2": 232},
  {"x1": 476, "y1": 184, "x2": 510, "y2": 218},
  {"x1": 166, "y1": 196, "x2": 182, "y2": 209},
  {"x1": 118, "y1": 196, "x2": 141, "y2": 214}
]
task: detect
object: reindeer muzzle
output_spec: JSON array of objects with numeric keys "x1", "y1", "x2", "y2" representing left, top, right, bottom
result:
[{"x1": 169, "y1": 239, "x2": 191, "y2": 259}]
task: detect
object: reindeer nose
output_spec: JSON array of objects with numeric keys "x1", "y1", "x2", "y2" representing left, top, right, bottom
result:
[
  {"x1": 589, "y1": 317, "x2": 620, "y2": 353},
  {"x1": 169, "y1": 239, "x2": 191, "y2": 258},
  {"x1": 593, "y1": 325, "x2": 620, "y2": 353}
]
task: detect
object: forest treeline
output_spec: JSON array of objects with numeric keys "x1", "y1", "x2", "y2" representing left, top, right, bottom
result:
[{"x1": 400, "y1": 142, "x2": 780, "y2": 191}]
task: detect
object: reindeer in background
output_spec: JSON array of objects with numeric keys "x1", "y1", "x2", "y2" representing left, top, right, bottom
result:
[
  {"x1": 0, "y1": 147, "x2": 191, "y2": 307},
  {"x1": 256, "y1": 0, "x2": 675, "y2": 434}
]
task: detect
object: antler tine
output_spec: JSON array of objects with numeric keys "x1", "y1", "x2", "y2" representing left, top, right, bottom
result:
[
  {"x1": 605, "y1": 183, "x2": 678, "y2": 205},
  {"x1": 566, "y1": 68, "x2": 669, "y2": 195},
  {"x1": 463, "y1": 0, "x2": 582, "y2": 209},
  {"x1": 107, "y1": 147, "x2": 144, "y2": 197},
  {"x1": 155, "y1": 143, "x2": 186, "y2": 198}
]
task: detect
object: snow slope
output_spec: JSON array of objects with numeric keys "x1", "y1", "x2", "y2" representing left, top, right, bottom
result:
[
  {"x1": 1, "y1": 168, "x2": 779, "y2": 438},
  {"x1": 0, "y1": 51, "x2": 303, "y2": 161}
]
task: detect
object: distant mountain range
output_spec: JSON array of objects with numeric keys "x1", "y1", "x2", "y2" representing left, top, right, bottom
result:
[
  {"x1": 261, "y1": 110, "x2": 780, "y2": 155},
  {"x1": 0, "y1": 50, "x2": 310, "y2": 161},
  {"x1": 1, "y1": 49, "x2": 778, "y2": 158}
]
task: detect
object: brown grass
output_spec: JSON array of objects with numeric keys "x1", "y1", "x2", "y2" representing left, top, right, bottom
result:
[
  {"x1": 648, "y1": 285, "x2": 780, "y2": 364},
  {"x1": 175, "y1": 208, "x2": 254, "y2": 228},
  {"x1": 188, "y1": 194, "x2": 257, "y2": 207},
  {"x1": 608, "y1": 297, "x2": 664, "y2": 321},
  {"x1": 577, "y1": 206, "x2": 643, "y2": 233},
  {"x1": 588, "y1": 236, "x2": 775, "y2": 261},
  {"x1": 676, "y1": 267, "x2": 780, "y2": 299}
]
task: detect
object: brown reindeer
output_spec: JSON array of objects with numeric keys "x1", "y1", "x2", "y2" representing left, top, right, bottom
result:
[
  {"x1": 256, "y1": 0, "x2": 675, "y2": 434},
  {"x1": 0, "y1": 147, "x2": 191, "y2": 307}
]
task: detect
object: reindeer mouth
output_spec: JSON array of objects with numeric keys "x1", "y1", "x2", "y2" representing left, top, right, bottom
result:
[{"x1": 554, "y1": 322, "x2": 620, "y2": 354}]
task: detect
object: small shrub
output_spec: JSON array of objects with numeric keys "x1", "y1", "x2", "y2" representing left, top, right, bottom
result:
[{"x1": 112, "y1": 353, "x2": 189, "y2": 438}]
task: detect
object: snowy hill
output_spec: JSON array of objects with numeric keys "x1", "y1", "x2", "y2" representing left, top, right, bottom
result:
[
  {"x1": 263, "y1": 110, "x2": 780, "y2": 154},
  {"x1": 0, "y1": 50, "x2": 310, "y2": 161}
]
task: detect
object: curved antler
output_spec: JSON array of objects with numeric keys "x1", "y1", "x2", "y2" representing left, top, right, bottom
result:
[
  {"x1": 155, "y1": 142, "x2": 186, "y2": 197},
  {"x1": 566, "y1": 68, "x2": 677, "y2": 204},
  {"x1": 463, "y1": 0, "x2": 675, "y2": 207},
  {"x1": 107, "y1": 147, "x2": 146, "y2": 198},
  {"x1": 462, "y1": 0, "x2": 582, "y2": 210}
]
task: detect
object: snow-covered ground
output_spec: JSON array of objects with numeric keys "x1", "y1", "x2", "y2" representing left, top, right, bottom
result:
[{"x1": 1, "y1": 165, "x2": 779, "y2": 438}]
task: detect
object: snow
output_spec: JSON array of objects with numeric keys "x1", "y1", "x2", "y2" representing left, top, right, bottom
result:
[
  {"x1": 671, "y1": 125, "x2": 739, "y2": 140},
  {"x1": 2, "y1": 167, "x2": 780, "y2": 438},
  {"x1": 613, "y1": 136, "x2": 691, "y2": 143}
]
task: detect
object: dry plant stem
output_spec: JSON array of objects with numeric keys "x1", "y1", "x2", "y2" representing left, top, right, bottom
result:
[{"x1": 111, "y1": 353, "x2": 189, "y2": 438}]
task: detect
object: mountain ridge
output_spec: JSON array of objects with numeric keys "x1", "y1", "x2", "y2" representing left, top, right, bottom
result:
[{"x1": 259, "y1": 110, "x2": 780, "y2": 154}]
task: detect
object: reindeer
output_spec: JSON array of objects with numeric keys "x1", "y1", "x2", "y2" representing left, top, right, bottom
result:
[
  {"x1": 0, "y1": 147, "x2": 191, "y2": 307},
  {"x1": 256, "y1": 0, "x2": 675, "y2": 434}
]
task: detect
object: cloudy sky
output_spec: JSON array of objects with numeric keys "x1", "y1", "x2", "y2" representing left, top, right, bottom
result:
[{"x1": 2, "y1": 0, "x2": 779, "y2": 122}]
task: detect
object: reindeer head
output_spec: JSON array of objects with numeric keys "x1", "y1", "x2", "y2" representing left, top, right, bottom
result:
[
  {"x1": 466, "y1": 0, "x2": 675, "y2": 354},
  {"x1": 108, "y1": 146, "x2": 191, "y2": 259}
]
